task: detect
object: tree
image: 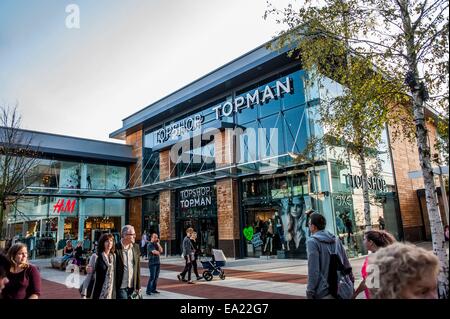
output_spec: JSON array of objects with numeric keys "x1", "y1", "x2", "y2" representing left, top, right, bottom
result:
[
  {"x1": 0, "y1": 105, "x2": 40, "y2": 239},
  {"x1": 265, "y1": 0, "x2": 449, "y2": 298}
]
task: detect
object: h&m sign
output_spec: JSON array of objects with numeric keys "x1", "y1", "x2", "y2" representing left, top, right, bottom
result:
[
  {"x1": 53, "y1": 199, "x2": 77, "y2": 214},
  {"x1": 344, "y1": 174, "x2": 387, "y2": 192}
]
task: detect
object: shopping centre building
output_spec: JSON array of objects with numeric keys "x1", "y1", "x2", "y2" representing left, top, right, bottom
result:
[
  {"x1": 2, "y1": 40, "x2": 447, "y2": 259},
  {"x1": 3, "y1": 129, "x2": 135, "y2": 255}
]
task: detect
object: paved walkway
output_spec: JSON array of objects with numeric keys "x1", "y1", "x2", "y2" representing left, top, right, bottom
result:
[{"x1": 31, "y1": 241, "x2": 446, "y2": 299}]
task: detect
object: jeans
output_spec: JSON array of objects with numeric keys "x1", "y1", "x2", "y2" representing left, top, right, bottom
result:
[
  {"x1": 117, "y1": 287, "x2": 134, "y2": 299},
  {"x1": 146, "y1": 264, "x2": 160, "y2": 293}
]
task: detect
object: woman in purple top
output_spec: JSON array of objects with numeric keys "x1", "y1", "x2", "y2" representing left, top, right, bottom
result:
[{"x1": 2, "y1": 243, "x2": 41, "y2": 299}]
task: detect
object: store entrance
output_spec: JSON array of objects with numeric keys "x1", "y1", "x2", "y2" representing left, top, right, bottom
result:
[
  {"x1": 175, "y1": 217, "x2": 218, "y2": 256},
  {"x1": 244, "y1": 207, "x2": 280, "y2": 257}
]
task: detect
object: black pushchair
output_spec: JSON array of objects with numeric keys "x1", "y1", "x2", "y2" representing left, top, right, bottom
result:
[{"x1": 200, "y1": 249, "x2": 226, "y2": 281}]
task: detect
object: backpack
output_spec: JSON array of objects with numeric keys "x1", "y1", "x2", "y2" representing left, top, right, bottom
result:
[{"x1": 328, "y1": 239, "x2": 354, "y2": 299}]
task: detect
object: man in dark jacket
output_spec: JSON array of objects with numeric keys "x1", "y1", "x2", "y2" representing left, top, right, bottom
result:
[
  {"x1": 306, "y1": 213, "x2": 353, "y2": 299},
  {"x1": 177, "y1": 227, "x2": 195, "y2": 284},
  {"x1": 115, "y1": 225, "x2": 141, "y2": 299}
]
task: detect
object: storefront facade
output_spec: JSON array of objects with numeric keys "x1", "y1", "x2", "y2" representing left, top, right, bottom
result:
[
  {"x1": 3, "y1": 130, "x2": 135, "y2": 256},
  {"x1": 111, "y1": 42, "x2": 410, "y2": 259}
]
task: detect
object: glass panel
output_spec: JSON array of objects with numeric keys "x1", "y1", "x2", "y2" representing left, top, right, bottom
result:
[
  {"x1": 106, "y1": 166, "x2": 126, "y2": 190},
  {"x1": 15, "y1": 196, "x2": 49, "y2": 218},
  {"x1": 284, "y1": 106, "x2": 308, "y2": 155},
  {"x1": 259, "y1": 113, "x2": 286, "y2": 158},
  {"x1": 85, "y1": 164, "x2": 106, "y2": 190},
  {"x1": 105, "y1": 199, "x2": 125, "y2": 217},
  {"x1": 59, "y1": 162, "x2": 81, "y2": 189},
  {"x1": 237, "y1": 121, "x2": 259, "y2": 164},
  {"x1": 83, "y1": 198, "x2": 104, "y2": 217},
  {"x1": 282, "y1": 70, "x2": 306, "y2": 110}
]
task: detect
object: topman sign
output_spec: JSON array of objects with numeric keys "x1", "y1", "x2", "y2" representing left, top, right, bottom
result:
[{"x1": 212, "y1": 76, "x2": 293, "y2": 120}]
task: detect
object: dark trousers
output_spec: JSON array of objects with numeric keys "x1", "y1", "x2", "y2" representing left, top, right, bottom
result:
[
  {"x1": 146, "y1": 263, "x2": 160, "y2": 293},
  {"x1": 180, "y1": 255, "x2": 192, "y2": 281},
  {"x1": 192, "y1": 256, "x2": 200, "y2": 278},
  {"x1": 117, "y1": 287, "x2": 134, "y2": 299}
]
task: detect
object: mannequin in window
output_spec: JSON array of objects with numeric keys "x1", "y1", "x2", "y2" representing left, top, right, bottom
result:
[
  {"x1": 274, "y1": 211, "x2": 286, "y2": 250},
  {"x1": 263, "y1": 219, "x2": 274, "y2": 254},
  {"x1": 87, "y1": 175, "x2": 92, "y2": 189}
]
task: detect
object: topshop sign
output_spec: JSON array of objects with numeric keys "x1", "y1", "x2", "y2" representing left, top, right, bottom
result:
[
  {"x1": 344, "y1": 174, "x2": 387, "y2": 192},
  {"x1": 156, "y1": 114, "x2": 204, "y2": 144},
  {"x1": 180, "y1": 186, "x2": 212, "y2": 208},
  {"x1": 154, "y1": 76, "x2": 293, "y2": 145}
]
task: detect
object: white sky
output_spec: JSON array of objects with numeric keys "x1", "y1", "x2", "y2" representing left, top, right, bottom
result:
[{"x1": 0, "y1": 0, "x2": 291, "y2": 143}]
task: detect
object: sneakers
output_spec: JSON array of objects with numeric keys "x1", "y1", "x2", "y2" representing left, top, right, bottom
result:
[
  {"x1": 177, "y1": 274, "x2": 187, "y2": 282},
  {"x1": 187, "y1": 280, "x2": 195, "y2": 284},
  {"x1": 196, "y1": 276, "x2": 203, "y2": 280},
  {"x1": 152, "y1": 290, "x2": 160, "y2": 294},
  {"x1": 146, "y1": 292, "x2": 152, "y2": 296}
]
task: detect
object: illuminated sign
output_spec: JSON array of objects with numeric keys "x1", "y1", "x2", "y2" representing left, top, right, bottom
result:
[
  {"x1": 53, "y1": 199, "x2": 77, "y2": 214},
  {"x1": 180, "y1": 186, "x2": 212, "y2": 208}
]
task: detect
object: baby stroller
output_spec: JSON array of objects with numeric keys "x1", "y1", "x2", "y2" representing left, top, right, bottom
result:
[{"x1": 200, "y1": 249, "x2": 226, "y2": 281}]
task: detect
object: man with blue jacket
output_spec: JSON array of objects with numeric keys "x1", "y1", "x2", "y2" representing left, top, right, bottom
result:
[{"x1": 306, "y1": 213, "x2": 353, "y2": 299}]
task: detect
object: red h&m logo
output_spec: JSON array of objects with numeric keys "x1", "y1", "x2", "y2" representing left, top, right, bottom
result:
[{"x1": 53, "y1": 199, "x2": 76, "y2": 214}]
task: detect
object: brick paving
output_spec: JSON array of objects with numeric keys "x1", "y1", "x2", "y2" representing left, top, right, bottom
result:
[
  {"x1": 142, "y1": 263, "x2": 308, "y2": 285},
  {"x1": 38, "y1": 273, "x2": 304, "y2": 299}
]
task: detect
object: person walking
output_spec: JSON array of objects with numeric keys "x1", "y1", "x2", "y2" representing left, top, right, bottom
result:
[
  {"x1": 190, "y1": 232, "x2": 203, "y2": 281},
  {"x1": 141, "y1": 231, "x2": 148, "y2": 259},
  {"x1": 91, "y1": 233, "x2": 116, "y2": 299},
  {"x1": 146, "y1": 233, "x2": 163, "y2": 295},
  {"x1": 178, "y1": 227, "x2": 195, "y2": 284},
  {"x1": 353, "y1": 230, "x2": 396, "y2": 299},
  {"x1": 2, "y1": 243, "x2": 41, "y2": 299},
  {"x1": 369, "y1": 242, "x2": 440, "y2": 299},
  {"x1": 306, "y1": 213, "x2": 353, "y2": 299},
  {"x1": 115, "y1": 225, "x2": 141, "y2": 299}
]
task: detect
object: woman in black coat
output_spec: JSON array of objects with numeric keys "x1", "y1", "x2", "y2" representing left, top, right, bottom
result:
[{"x1": 92, "y1": 233, "x2": 116, "y2": 299}]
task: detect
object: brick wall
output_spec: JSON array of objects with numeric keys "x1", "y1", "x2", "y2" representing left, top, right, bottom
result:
[
  {"x1": 216, "y1": 178, "x2": 241, "y2": 257},
  {"x1": 159, "y1": 190, "x2": 175, "y2": 241},
  {"x1": 215, "y1": 130, "x2": 234, "y2": 167},
  {"x1": 389, "y1": 121, "x2": 442, "y2": 241},
  {"x1": 125, "y1": 130, "x2": 143, "y2": 239},
  {"x1": 159, "y1": 149, "x2": 176, "y2": 180},
  {"x1": 159, "y1": 150, "x2": 176, "y2": 252}
]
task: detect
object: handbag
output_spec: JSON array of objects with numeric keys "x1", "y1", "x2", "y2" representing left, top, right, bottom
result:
[
  {"x1": 130, "y1": 291, "x2": 143, "y2": 299},
  {"x1": 331, "y1": 239, "x2": 354, "y2": 299}
]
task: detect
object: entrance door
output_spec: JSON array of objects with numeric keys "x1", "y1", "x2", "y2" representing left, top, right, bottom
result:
[{"x1": 175, "y1": 217, "x2": 218, "y2": 255}]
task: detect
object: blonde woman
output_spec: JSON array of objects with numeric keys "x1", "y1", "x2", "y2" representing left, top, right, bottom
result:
[
  {"x1": 92, "y1": 233, "x2": 116, "y2": 299},
  {"x1": 369, "y1": 242, "x2": 440, "y2": 299},
  {"x1": 2, "y1": 243, "x2": 41, "y2": 299}
]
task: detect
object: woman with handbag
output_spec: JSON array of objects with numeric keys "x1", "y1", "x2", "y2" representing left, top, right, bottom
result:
[{"x1": 82, "y1": 233, "x2": 116, "y2": 299}]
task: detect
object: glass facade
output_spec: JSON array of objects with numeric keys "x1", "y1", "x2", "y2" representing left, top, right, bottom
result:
[
  {"x1": 7, "y1": 158, "x2": 128, "y2": 256},
  {"x1": 25, "y1": 159, "x2": 126, "y2": 191},
  {"x1": 138, "y1": 66, "x2": 402, "y2": 259}
]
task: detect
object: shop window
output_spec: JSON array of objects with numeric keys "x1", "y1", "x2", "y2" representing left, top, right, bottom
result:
[{"x1": 106, "y1": 166, "x2": 126, "y2": 190}]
